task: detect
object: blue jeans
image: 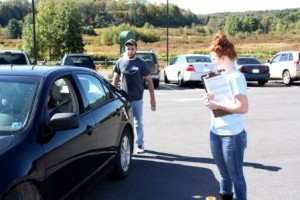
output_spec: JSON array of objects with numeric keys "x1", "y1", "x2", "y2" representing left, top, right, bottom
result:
[
  {"x1": 210, "y1": 130, "x2": 247, "y2": 200},
  {"x1": 131, "y1": 100, "x2": 144, "y2": 147}
]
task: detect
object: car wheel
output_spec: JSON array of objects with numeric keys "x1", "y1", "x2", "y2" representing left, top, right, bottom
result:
[
  {"x1": 111, "y1": 128, "x2": 133, "y2": 179},
  {"x1": 258, "y1": 80, "x2": 266, "y2": 86},
  {"x1": 153, "y1": 79, "x2": 160, "y2": 88},
  {"x1": 178, "y1": 73, "x2": 185, "y2": 87},
  {"x1": 4, "y1": 182, "x2": 42, "y2": 200},
  {"x1": 164, "y1": 72, "x2": 170, "y2": 83},
  {"x1": 282, "y1": 70, "x2": 292, "y2": 86}
]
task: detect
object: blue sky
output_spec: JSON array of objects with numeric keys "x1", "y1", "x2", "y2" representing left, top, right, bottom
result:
[{"x1": 147, "y1": 0, "x2": 300, "y2": 14}]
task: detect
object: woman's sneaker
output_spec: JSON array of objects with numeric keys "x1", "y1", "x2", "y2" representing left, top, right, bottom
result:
[{"x1": 136, "y1": 146, "x2": 145, "y2": 154}]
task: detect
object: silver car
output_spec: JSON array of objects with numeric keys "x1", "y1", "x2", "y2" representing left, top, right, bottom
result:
[{"x1": 266, "y1": 51, "x2": 300, "y2": 85}]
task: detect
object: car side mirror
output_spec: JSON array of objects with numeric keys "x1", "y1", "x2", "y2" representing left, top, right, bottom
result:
[
  {"x1": 266, "y1": 59, "x2": 271, "y2": 63},
  {"x1": 48, "y1": 113, "x2": 79, "y2": 131}
]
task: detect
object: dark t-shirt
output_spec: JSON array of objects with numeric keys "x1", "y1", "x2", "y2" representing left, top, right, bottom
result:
[{"x1": 114, "y1": 56, "x2": 150, "y2": 101}]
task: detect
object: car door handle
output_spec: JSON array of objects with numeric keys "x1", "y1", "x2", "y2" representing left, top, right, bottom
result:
[
  {"x1": 85, "y1": 125, "x2": 94, "y2": 135},
  {"x1": 116, "y1": 108, "x2": 121, "y2": 116}
]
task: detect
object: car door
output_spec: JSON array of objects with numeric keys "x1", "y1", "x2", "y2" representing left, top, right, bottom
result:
[
  {"x1": 269, "y1": 53, "x2": 283, "y2": 78},
  {"x1": 76, "y1": 73, "x2": 123, "y2": 165},
  {"x1": 167, "y1": 56, "x2": 182, "y2": 81},
  {"x1": 41, "y1": 76, "x2": 98, "y2": 199}
]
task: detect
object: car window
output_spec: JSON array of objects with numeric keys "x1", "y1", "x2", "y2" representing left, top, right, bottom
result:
[
  {"x1": 136, "y1": 53, "x2": 158, "y2": 64},
  {"x1": 279, "y1": 53, "x2": 288, "y2": 62},
  {"x1": 238, "y1": 58, "x2": 261, "y2": 65},
  {"x1": 65, "y1": 56, "x2": 92, "y2": 66},
  {"x1": 186, "y1": 56, "x2": 211, "y2": 63},
  {"x1": 288, "y1": 53, "x2": 293, "y2": 61},
  {"x1": 77, "y1": 74, "x2": 111, "y2": 109},
  {"x1": 0, "y1": 77, "x2": 38, "y2": 132},
  {"x1": 0, "y1": 53, "x2": 27, "y2": 65},
  {"x1": 173, "y1": 56, "x2": 184, "y2": 64},
  {"x1": 271, "y1": 54, "x2": 281, "y2": 63},
  {"x1": 49, "y1": 77, "x2": 79, "y2": 114}
]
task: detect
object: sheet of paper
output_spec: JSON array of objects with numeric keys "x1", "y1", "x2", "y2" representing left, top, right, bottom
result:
[{"x1": 204, "y1": 74, "x2": 235, "y2": 104}]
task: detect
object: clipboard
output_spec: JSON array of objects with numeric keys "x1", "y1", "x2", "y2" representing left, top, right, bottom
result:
[{"x1": 201, "y1": 70, "x2": 233, "y2": 118}]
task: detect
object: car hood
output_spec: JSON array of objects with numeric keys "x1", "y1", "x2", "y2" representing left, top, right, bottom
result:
[{"x1": 0, "y1": 135, "x2": 13, "y2": 152}]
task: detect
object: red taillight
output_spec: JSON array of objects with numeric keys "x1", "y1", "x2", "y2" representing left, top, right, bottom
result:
[
  {"x1": 293, "y1": 61, "x2": 300, "y2": 71},
  {"x1": 265, "y1": 66, "x2": 270, "y2": 72},
  {"x1": 186, "y1": 64, "x2": 195, "y2": 72},
  {"x1": 239, "y1": 66, "x2": 247, "y2": 72},
  {"x1": 157, "y1": 64, "x2": 161, "y2": 73}
]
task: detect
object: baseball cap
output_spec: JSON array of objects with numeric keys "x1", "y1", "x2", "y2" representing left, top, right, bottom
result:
[{"x1": 125, "y1": 39, "x2": 137, "y2": 46}]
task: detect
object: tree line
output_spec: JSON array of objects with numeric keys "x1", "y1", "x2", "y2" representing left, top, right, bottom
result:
[{"x1": 0, "y1": 0, "x2": 300, "y2": 60}]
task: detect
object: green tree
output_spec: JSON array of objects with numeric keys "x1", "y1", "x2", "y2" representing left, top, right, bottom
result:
[
  {"x1": 7, "y1": 18, "x2": 22, "y2": 39},
  {"x1": 22, "y1": 0, "x2": 84, "y2": 60}
]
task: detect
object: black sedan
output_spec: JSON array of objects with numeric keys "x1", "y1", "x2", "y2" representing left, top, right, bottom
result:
[
  {"x1": 237, "y1": 57, "x2": 270, "y2": 86},
  {"x1": 0, "y1": 66, "x2": 134, "y2": 200}
]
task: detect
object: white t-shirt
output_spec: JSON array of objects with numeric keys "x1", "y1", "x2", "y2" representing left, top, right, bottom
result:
[{"x1": 210, "y1": 68, "x2": 247, "y2": 135}]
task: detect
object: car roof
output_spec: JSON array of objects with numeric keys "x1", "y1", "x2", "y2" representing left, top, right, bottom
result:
[
  {"x1": 0, "y1": 50, "x2": 27, "y2": 53},
  {"x1": 0, "y1": 65, "x2": 94, "y2": 76},
  {"x1": 64, "y1": 53, "x2": 91, "y2": 56},
  {"x1": 178, "y1": 54, "x2": 210, "y2": 57},
  {"x1": 238, "y1": 57, "x2": 258, "y2": 59},
  {"x1": 136, "y1": 50, "x2": 154, "y2": 53}
]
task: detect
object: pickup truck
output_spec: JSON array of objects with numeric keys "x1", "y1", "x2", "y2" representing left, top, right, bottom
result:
[{"x1": 0, "y1": 50, "x2": 32, "y2": 65}]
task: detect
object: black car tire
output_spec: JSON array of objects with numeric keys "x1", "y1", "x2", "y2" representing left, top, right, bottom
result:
[
  {"x1": 178, "y1": 73, "x2": 185, "y2": 87},
  {"x1": 164, "y1": 72, "x2": 170, "y2": 83},
  {"x1": 258, "y1": 80, "x2": 266, "y2": 86},
  {"x1": 153, "y1": 79, "x2": 160, "y2": 88},
  {"x1": 282, "y1": 70, "x2": 292, "y2": 86},
  {"x1": 4, "y1": 182, "x2": 42, "y2": 200},
  {"x1": 111, "y1": 128, "x2": 133, "y2": 179}
]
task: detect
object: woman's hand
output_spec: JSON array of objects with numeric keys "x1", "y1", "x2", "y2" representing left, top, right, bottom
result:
[{"x1": 203, "y1": 93, "x2": 219, "y2": 110}]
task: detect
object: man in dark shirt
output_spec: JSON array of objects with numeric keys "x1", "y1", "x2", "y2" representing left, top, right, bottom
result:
[{"x1": 113, "y1": 39, "x2": 156, "y2": 154}]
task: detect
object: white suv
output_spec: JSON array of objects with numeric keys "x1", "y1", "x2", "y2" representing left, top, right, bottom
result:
[
  {"x1": 266, "y1": 51, "x2": 300, "y2": 85},
  {"x1": 0, "y1": 50, "x2": 31, "y2": 65}
]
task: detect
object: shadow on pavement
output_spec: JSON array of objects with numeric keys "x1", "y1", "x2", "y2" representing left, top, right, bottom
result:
[
  {"x1": 83, "y1": 150, "x2": 281, "y2": 200},
  {"x1": 83, "y1": 152, "x2": 219, "y2": 200}
]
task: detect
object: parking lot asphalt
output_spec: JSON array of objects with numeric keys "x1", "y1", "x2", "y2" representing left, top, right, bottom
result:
[{"x1": 86, "y1": 72, "x2": 300, "y2": 200}]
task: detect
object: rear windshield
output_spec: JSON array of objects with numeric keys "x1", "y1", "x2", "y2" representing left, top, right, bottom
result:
[
  {"x1": 64, "y1": 56, "x2": 93, "y2": 66},
  {"x1": 136, "y1": 53, "x2": 158, "y2": 64},
  {"x1": 237, "y1": 58, "x2": 261, "y2": 65},
  {"x1": 0, "y1": 53, "x2": 29, "y2": 65},
  {"x1": 186, "y1": 56, "x2": 212, "y2": 63}
]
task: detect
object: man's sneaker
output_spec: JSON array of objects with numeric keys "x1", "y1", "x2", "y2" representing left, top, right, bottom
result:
[{"x1": 136, "y1": 146, "x2": 145, "y2": 154}]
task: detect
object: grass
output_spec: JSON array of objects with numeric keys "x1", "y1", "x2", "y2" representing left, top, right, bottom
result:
[
  {"x1": 2, "y1": 27, "x2": 300, "y2": 69},
  {"x1": 85, "y1": 29, "x2": 300, "y2": 68}
]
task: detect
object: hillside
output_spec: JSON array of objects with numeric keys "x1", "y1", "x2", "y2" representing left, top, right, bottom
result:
[{"x1": 84, "y1": 28, "x2": 300, "y2": 67}]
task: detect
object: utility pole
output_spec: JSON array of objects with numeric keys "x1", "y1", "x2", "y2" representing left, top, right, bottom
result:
[
  {"x1": 32, "y1": 0, "x2": 37, "y2": 64},
  {"x1": 166, "y1": 0, "x2": 169, "y2": 65}
]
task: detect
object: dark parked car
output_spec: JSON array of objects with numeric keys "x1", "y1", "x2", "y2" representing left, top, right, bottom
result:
[
  {"x1": 0, "y1": 50, "x2": 32, "y2": 65},
  {"x1": 236, "y1": 57, "x2": 270, "y2": 86},
  {"x1": 61, "y1": 53, "x2": 96, "y2": 70},
  {"x1": 0, "y1": 66, "x2": 134, "y2": 200},
  {"x1": 135, "y1": 50, "x2": 161, "y2": 88}
]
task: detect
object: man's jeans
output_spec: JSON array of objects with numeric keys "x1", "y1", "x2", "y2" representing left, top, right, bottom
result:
[
  {"x1": 210, "y1": 130, "x2": 247, "y2": 200},
  {"x1": 131, "y1": 100, "x2": 144, "y2": 147}
]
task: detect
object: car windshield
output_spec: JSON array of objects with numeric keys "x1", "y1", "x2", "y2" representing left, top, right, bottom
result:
[
  {"x1": 0, "y1": 76, "x2": 38, "y2": 133},
  {"x1": 237, "y1": 58, "x2": 261, "y2": 65},
  {"x1": 0, "y1": 53, "x2": 28, "y2": 65}
]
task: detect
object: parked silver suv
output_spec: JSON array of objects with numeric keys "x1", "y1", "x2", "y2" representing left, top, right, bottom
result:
[
  {"x1": 135, "y1": 50, "x2": 161, "y2": 88},
  {"x1": 266, "y1": 51, "x2": 300, "y2": 85}
]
